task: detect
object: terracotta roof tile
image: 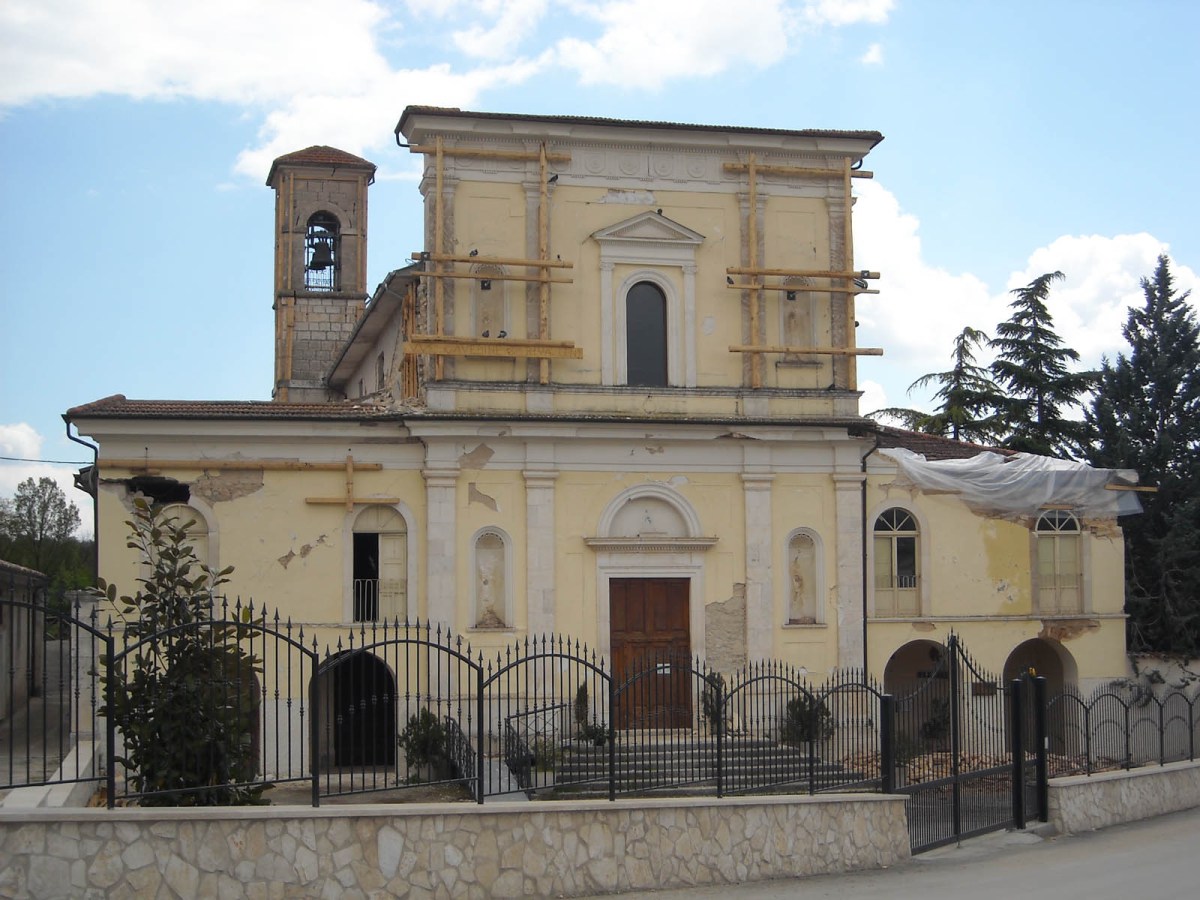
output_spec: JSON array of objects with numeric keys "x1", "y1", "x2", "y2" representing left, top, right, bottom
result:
[
  {"x1": 64, "y1": 394, "x2": 875, "y2": 429},
  {"x1": 266, "y1": 146, "x2": 376, "y2": 184},
  {"x1": 65, "y1": 395, "x2": 400, "y2": 421},
  {"x1": 0, "y1": 558, "x2": 47, "y2": 580},
  {"x1": 870, "y1": 424, "x2": 1013, "y2": 461}
]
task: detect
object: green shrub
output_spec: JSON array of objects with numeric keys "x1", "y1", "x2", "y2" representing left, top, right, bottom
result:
[
  {"x1": 398, "y1": 708, "x2": 452, "y2": 779},
  {"x1": 779, "y1": 693, "x2": 835, "y2": 744},
  {"x1": 96, "y1": 499, "x2": 266, "y2": 806}
]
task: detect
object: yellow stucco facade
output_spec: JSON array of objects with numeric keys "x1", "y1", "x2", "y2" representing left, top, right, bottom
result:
[{"x1": 69, "y1": 108, "x2": 1138, "y2": 696}]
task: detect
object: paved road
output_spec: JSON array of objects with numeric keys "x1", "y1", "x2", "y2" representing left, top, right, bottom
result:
[{"x1": 588, "y1": 806, "x2": 1200, "y2": 899}]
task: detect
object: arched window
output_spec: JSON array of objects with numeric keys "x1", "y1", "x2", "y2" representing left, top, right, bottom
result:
[
  {"x1": 1035, "y1": 510, "x2": 1082, "y2": 614},
  {"x1": 473, "y1": 530, "x2": 509, "y2": 628},
  {"x1": 787, "y1": 532, "x2": 819, "y2": 624},
  {"x1": 874, "y1": 508, "x2": 919, "y2": 616},
  {"x1": 352, "y1": 507, "x2": 408, "y2": 622},
  {"x1": 304, "y1": 211, "x2": 339, "y2": 291},
  {"x1": 626, "y1": 281, "x2": 668, "y2": 387}
]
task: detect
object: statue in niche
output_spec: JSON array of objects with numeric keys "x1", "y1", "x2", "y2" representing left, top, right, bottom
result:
[
  {"x1": 474, "y1": 532, "x2": 506, "y2": 628},
  {"x1": 788, "y1": 534, "x2": 817, "y2": 625}
]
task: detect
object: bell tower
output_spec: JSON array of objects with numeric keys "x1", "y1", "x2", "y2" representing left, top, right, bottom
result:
[{"x1": 266, "y1": 146, "x2": 376, "y2": 402}]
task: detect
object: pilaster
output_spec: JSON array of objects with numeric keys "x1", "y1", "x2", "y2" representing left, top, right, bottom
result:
[{"x1": 833, "y1": 472, "x2": 866, "y2": 670}]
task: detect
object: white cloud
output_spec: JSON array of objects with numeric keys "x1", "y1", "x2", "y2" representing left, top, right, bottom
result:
[
  {"x1": 0, "y1": 1, "x2": 543, "y2": 180},
  {"x1": 1005, "y1": 234, "x2": 1197, "y2": 368},
  {"x1": 0, "y1": 424, "x2": 92, "y2": 539},
  {"x1": 232, "y1": 57, "x2": 547, "y2": 179},
  {"x1": 0, "y1": 423, "x2": 42, "y2": 461},
  {"x1": 1, "y1": 1, "x2": 894, "y2": 176},
  {"x1": 0, "y1": 1, "x2": 391, "y2": 107},
  {"x1": 851, "y1": 184, "x2": 1195, "y2": 417},
  {"x1": 553, "y1": 0, "x2": 793, "y2": 88},
  {"x1": 853, "y1": 180, "x2": 1002, "y2": 410},
  {"x1": 451, "y1": 0, "x2": 550, "y2": 60},
  {"x1": 803, "y1": 0, "x2": 893, "y2": 27},
  {"x1": 860, "y1": 42, "x2": 884, "y2": 65}
]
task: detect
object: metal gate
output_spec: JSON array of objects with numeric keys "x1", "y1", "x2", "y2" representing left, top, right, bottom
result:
[{"x1": 895, "y1": 634, "x2": 1047, "y2": 853}]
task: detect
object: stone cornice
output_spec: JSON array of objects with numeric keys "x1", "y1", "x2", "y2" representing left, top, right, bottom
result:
[{"x1": 583, "y1": 537, "x2": 719, "y2": 554}]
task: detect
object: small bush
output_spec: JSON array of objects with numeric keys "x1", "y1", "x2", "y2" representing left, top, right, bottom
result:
[
  {"x1": 398, "y1": 709, "x2": 452, "y2": 779},
  {"x1": 779, "y1": 693, "x2": 835, "y2": 744}
]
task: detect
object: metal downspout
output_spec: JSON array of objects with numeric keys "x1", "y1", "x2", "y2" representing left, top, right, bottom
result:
[{"x1": 63, "y1": 418, "x2": 99, "y2": 580}]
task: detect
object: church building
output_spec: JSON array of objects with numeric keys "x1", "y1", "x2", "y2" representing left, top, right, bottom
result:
[{"x1": 67, "y1": 107, "x2": 1140, "y2": 699}]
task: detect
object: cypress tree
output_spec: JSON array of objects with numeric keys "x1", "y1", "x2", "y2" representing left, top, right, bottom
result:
[
  {"x1": 991, "y1": 271, "x2": 1095, "y2": 457},
  {"x1": 871, "y1": 326, "x2": 1005, "y2": 443},
  {"x1": 1086, "y1": 255, "x2": 1200, "y2": 654}
]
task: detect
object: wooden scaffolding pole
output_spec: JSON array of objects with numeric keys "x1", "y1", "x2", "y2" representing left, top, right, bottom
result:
[
  {"x1": 434, "y1": 136, "x2": 445, "y2": 380},
  {"x1": 538, "y1": 143, "x2": 551, "y2": 384},
  {"x1": 842, "y1": 157, "x2": 858, "y2": 389},
  {"x1": 747, "y1": 153, "x2": 762, "y2": 388},
  {"x1": 408, "y1": 141, "x2": 573, "y2": 383}
]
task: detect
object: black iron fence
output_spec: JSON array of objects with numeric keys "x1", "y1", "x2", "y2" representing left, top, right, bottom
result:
[
  {"x1": 3, "y1": 593, "x2": 1199, "y2": 827},
  {"x1": 1046, "y1": 681, "x2": 1200, "y2": 775},
  {"x1": 893, "y1": 634, "x2": 1048, "y2": 853}
]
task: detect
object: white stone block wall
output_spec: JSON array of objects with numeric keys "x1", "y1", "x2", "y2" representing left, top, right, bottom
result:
[
  {"x1": 0, "y1": 794, "x2": 908, "y2": 898},
  {"x1": 1047, "y1": 759, "x2": 1200, "y2": 834}
]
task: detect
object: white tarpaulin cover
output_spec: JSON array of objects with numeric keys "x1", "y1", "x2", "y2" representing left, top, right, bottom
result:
[{"x1": 878, "y1": 448, "x2": 1143, "y2": 518}]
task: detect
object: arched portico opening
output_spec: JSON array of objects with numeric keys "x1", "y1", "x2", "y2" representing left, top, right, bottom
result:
[{"x1": 316, "y1": 651, "x2": 397, "y2": 767}]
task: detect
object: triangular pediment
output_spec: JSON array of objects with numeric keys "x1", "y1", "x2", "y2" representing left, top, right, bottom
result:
[{"x1": 592, "y1": 211, "x2": 705, "y2": 246}]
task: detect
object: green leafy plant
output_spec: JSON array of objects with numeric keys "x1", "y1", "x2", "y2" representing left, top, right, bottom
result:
[
  {"x1": 701, "y1": 673, "x2": 725, "y2": 734},
  {"x1": 571, "y1": 682, "x2": 610, "y2": 745},
  {"x1": 919, "y1": 697, "x2": 951, "y2": 743},
  {"x1": 96, "y1": 499, "x2": 266, "y2": 806},
  {"x1": 574, "y1": 683, "x2": 589, "y2": 730},
  {"x1": 779, "y1": 693, "x2": 835, "y2": 744},
  {"x1": 398, "y1": 708, "x2": 451, "y2": 779}
]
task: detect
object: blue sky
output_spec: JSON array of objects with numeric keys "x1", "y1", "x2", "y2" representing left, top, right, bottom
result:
[{"x1": 2, "y1": 0, "x2": 1197, "y2": 537}]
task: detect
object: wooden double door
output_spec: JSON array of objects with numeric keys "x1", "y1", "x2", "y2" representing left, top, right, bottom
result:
[{"x1": 610, "y1": 578, "x2": 692, "y2": 729}]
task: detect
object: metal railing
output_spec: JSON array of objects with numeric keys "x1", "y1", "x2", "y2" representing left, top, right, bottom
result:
[
  {"x1": 1046, "y1": 681, "x2": 1200, "y2": 775},
  {"x1": 3, "y1": 593, "x2": 1198, "y2": 812}
]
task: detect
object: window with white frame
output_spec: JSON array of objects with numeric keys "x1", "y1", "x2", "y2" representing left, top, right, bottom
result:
[
  {"x1": 1035, "y1": 510, "x2": 1082, "y2": 614},
  {"x1": 873, "y1": 508, "x2": 919, "y2": 616},
  {"x1": 626, "y1": 281, "x2": 669, "y2": 387},
  {"x1": 352, "y1": 507, "x2": 408, "y2": 622}
]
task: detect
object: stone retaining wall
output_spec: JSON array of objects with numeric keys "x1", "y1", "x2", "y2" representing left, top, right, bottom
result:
[
  {"x1": 0, "y1": 794, "x2": 909, "y2": 899},
  {"x1": 1048, "y1": 760, "x2": 1200, "y2": 834}
]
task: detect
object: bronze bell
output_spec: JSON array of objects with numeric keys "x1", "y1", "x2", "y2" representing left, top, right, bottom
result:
[{"x1": 308, "y1": 241, "x2": 334, "y2": 270}]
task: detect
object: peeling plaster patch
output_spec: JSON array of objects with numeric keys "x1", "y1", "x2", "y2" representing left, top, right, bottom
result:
[
  {"x1": 468, "y1": 483, "x2": 498, "y2": 512},
  {"x1": 460, "y1": 443, "x2": 495, "y2": 470},
  {"x1": 1086, "y1": 519, "x2": 1122, "y2": 540},
  {"x1": 912, "y1": 622, "x2": 937, "y2": 633},
  {"x1": 277, "y1": 550, "x2": 296, "y2": 569},
  {"x1": 669, "y1": 476, "x2": 689, "y2": 487},
  {"x1": 191, "y1": 469, "x2": 265, "y2": 504},
  {"x1": 1040, "y1": 619, "x2": 1100, "y2": 642},
  {"x1": 706, "y1": 585, "x2": 747, "y2": 671},
  {"x1": 702, "y1": 316, "x2": 716, "y2": 335},
  {"x1": 596, "y1": 189, "x2": 655, "y2": 204},
  {"x1": 644, "y1": 444, "x2": 665, "y2": 455},
  {"x1": 298, "y1": 535, "x2": 328, "y2": 558}
]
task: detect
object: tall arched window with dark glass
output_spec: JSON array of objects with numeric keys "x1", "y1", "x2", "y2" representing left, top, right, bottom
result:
[
  {"x1": 626, "y1": 281, "x2": 668, "y2": 386},
  {"x1": 304, "y1": 211, "x2": 339, "y2": 291}
]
